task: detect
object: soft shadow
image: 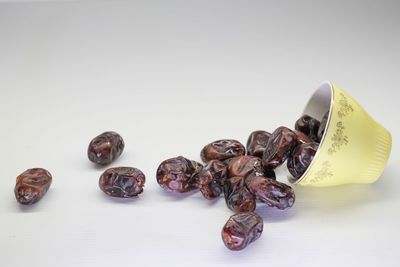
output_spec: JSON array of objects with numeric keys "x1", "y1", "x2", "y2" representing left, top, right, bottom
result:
[
  {"x1": 98, "y1": 191, "x2": 144, "y2": 204},
  {"x1": 158, "y1": 187, "x2": 200, "y2": 201},
  {"x1": 16, "y1": 189, "x2": 55, "y2": 212},
  {"x1": 255, "y1": 204, "x2": 298, "y2": 223}
]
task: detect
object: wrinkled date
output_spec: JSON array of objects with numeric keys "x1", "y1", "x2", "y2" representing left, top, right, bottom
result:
[
  {"x1": 295, "y1": 115, "x2": 320, "y2": 141},
  {"x1": 200, "y1": 139, "x2": 245, "y2": 163},
  {"x1": 196, "y1": 160, "x2": 227, "y2": 199},
  {"x1": 246, "y1": 130, "x2": 271, "y2": 158},
  {"x1": 99, "y1": 167, "x2": 145, "y2": 198},
  {"x1": 88, "y1": 131, "x2": 125, "y2": 165},
  {"x1": 221, "y1": 212, "x2": 263, "y2": 251},
  {"x1": 156, "y1": 156, "x2": 203, "y2": 193},
  {"x1": 224, "y1": 176, "x2": 256, "y2": 212},
  {"x1": 196, "y1": 160, "x2": 227, "y2": 187},
  {"x1": 200, "y1": 181, "x2": 223, "y2": 200},
  {"x1": 295, "y1": 130, "x2": 312, "y2": 145},
  {"x1": 246, "y1": 176, "x2": 295, "y2": 210},
  {"x1": 14, "y1": 168, "x2": 52, "y2": 205},
  {"x1": 262, "y1": 127, "x2": 297, "y2": 169},
  {"x1": 318, "y1": 111, "x2": 329, "y2": 141},
  {"x1": 227, "y1": 156, "x2": 265, "y2": 178},
  {"x1": 287, "y1": 142, "x2": 319, "y2": 181}
]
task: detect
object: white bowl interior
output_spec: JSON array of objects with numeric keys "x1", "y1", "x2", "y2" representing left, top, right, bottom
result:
[{"x1": 302, "y1": 82, "x2": 333, "y2": 120}]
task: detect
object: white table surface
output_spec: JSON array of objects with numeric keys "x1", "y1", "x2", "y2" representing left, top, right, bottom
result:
[{"x1": 1, "y1": 1, "x2": 399, "y2": 266}]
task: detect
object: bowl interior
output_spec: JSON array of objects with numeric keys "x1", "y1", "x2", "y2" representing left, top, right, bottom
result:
[{"x1": 290, "y1": 82, "x2": 333, "y2": 184}]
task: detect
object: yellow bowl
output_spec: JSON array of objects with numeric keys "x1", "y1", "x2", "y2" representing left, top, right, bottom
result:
[{"x1": 291, "y1": 82, "x2": 392, "y2": 187}]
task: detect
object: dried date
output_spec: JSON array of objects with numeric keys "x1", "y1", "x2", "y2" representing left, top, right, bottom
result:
[
  {"x1": 287, "y1": 142, "x2": 318, "y2": 181},
  {"x1": 262, "y1": 127, "x2": 297, "y2": 169},
  {"x1": 246, "y1": 130, "x2": 271, "y2": 158},
  {"x1": 246, "y1": 176, "x2": 295, "y2": 210},
  {"x1": 221, "y1": 212, "x2": 263, "y2": 251},
  {"x1": 14, "y1": 168, "x2": 52, "y2": 205},
  {"x1": 200, "y1": 139, "x2": 245, "y2": 163},
  {"x1": 88, "y1": 131, "x2": 124, "y2": 165},
  {"x1": 156, "y1": 156, "x2": 203, "y2": 193},
  {"x1": 99, "y1": 167, "x2": 145, "y2": 198}
]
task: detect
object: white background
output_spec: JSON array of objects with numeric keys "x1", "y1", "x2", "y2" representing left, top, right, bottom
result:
[{"x1": 0, "y1": 1, "x2": 399, "y2": 266}]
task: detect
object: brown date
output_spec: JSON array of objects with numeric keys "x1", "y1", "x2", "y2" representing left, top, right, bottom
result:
[
  {"x1": 246, "y1": 176, "x2": 295, "y2": 210},
  {"x1": 317, "y1": 111, "x2": 329, "y2": 141},
  {"x1": 295, "y1": 115, "x2": 320, "y2": 141},
  {"x1": 221, "y1": 212, "x2": 263, "y2": 251},
  {"x1": 227, "y1": 155, "x2": 265, "y2": 178},
  {"x1": 287, "y1": 142, "x2": 319, "y2": 181},
  {"x1": 295, "y1": 130, "x2": 312, "y2": 145},
  {"x1": 14, "y1": 168, "x2": 52, "y2": 205},
  {"x1": 224, "y1": 176, "x2": 256, "y2": 212},
  {"x1": 88, "y1": 131, "x2": 125, "y2": 165},
  {"x1": 246, "y1": 130, "x2": 271, "y2": 158},
  {"x1": 200, "y1": 180, "x2": 223, "y2": 200},
  {"x1": 196, "y1": 160, "x2": 227, "y2": 199},
  {"x1": 195, "y1": 160, "x2": 227, "y2": 187},
  {"x1": 262, "y1": 127, "x2": 297, "y2": 169},
  {"x1": 156, "y1": 156, "x2": 203, "y2": 193},
  {"x1": 99, "y1": 167, "x2": 145, "y2": 198},
  {"x1": 200, "y1": 139, "x2": 245, "y2": 163}
]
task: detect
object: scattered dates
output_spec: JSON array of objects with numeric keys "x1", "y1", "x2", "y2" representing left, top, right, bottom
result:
[
  {"x1": 14, "y1": 168, "x2": 52, "y2": 205},
  {"x1": 88, "y1": 131, "x2": 125, "y2": 165},
  {"x1": 222, "y1": 212, "x2": 263, "y2": 251},
  {"x1": 200, "y1": 139, "x2": 245, "y2": 163},
  {"x1": 99, "y1": 167, "x2": 145, "y2": 198}
]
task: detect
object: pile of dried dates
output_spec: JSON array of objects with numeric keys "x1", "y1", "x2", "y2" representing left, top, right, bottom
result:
[{"x1": 157, "y1": 112, "x2": 329, "y2": 250}]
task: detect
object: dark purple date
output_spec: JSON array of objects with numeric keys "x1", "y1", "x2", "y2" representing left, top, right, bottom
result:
[
  {"x1": 99, "y1": 167, "x2": 145, "y2": 198},
  {"x1": 221, "y1": 212, "x2": 263, "y2": 251},
  {"x1": 287, "y1": 142, "x2": 318, "y2": 181},
  {"x1": 224, "y1": 176, "x2": 256, "y2": 212},
  {"x1": 295, "y1": 115, "x2": 320, "y2": 141},
  {"x1": 246, "y1": 130, "x2": 271, "y2": 158},
  {"x1": 262, "y1": 127, "x2": 297, "y2": 169},
  {"x1": 88, "y1": 131, "x2": 124, "y2": 165},
  {"x1": 200, "y1": 139, "x2": 245, "y2": 163},
  {"x1": 246, "y1": 176, "x2": 295, "y2": 210},
  {"x1": 156, "y1": 156, "x2": 203, "y2": 193}
]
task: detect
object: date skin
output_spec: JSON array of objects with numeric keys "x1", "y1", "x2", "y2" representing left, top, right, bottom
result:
[
  {"x1": 99, "y1": 167, "x2": 145, "y2": 198},
  {"x1": 287, "y1": 142, "x2": 319, "y2": 181},
  {"x1": 14, "y1": 168, "x2": 52, "y2": 205},
  {"x1": 227, "y1": 155, "x2": 265, "y2": 178},
  {"x1": 156, "y1": 156, "x2": 203, "y2": 193},
  {"x1": 246, "y1": 176, "x2": 295, "y2": 210},
  {"x1": 222, "y1": 212, "x2": 263, "y2": 251},
  {"x1": 200, "y1": 139, "x2": 245, "y2": 163},
  {"x1": 246, "y1": 130, "x2": 271, "y2": 158},
  {"x1": 295, "y1": 130, "x2": 312, "y2": 145},
  {"x1": 196, "y1": 160, "x2": 227, "y2": 199},
  {"x1": 88, "y1": 131, "x2": 124, "y2": 165},
  {"x1": 262, "y1": 127, "x2": 297, "y2": 169},
  {"x1": 295, "y1": 115, "x2": 320, "y2": 142},
  {"x1": 224, "y1": 176, "x2": 256, "y2": 212}
]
